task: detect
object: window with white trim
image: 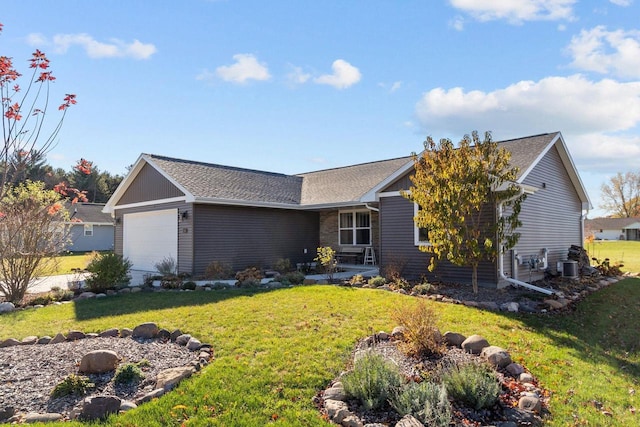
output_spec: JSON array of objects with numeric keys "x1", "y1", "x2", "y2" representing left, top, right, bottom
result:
[
  {"x1": 339, "y1": 210, "x2": 371, "y2": 245},
  {"x1": 84, "y1": 224, "x2": 94, "y2": 237},
  {"x1": 414, "y1": 204, "x2": 430, "y2": 246}
]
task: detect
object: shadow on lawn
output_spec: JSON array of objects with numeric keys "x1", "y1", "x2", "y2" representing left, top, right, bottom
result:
[
  {"x1": 72, "y1": 286, "x2": 282, "y2": 321},
  {"x1": 515, "y1": 277, "x2": 640, "y2": 379}
]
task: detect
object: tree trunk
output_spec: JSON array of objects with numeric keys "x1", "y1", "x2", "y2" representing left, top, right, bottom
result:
[{"x1": 472, "y1": 265, "x2": 478, "y2": 294}]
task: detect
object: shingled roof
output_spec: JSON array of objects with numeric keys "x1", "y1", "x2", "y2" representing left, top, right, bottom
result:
[
  {"x1": 585, "y1": 217, "x2": 640, "y2": 230},
  {"x1": 147, "y1": 155, "x2": 303, "y2": 205},
  {"x1": 65, "y1": 203, "x2": 113, "y2": 224},
  {"x1": 107, "y1": 131, "x2": 589, "y2": 211}
]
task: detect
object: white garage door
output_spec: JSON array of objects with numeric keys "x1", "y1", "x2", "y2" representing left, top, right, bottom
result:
[{"x1": 123, "y1": 209, "x2": 178, "y2": 271}]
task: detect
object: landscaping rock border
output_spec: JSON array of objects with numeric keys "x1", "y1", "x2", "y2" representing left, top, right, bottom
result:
[
  {"x1": 0, "y1": 322, "x2": 213, "y2": 424},
  {"x1": 319, "y1": 329, "x2": 548, "y2": 427}
]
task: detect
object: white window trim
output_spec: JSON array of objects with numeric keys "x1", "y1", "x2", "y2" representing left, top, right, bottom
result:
[
  {"x1": 338, "y1": 209, "x2": 372, "y2": 246},
  {"x1": 84, "y1": 224, "x2": 94, "y2": 237},
  {"x1": 413, "y1": 203, "x2": 431, "y2": 246}
]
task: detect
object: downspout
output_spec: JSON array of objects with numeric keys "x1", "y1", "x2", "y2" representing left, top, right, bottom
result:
[
  {"x1": 580, "y1": 208, "x2": 589, "y2": 243},
  {"x1": 364, "y1": 203, "x2": 379, "y2": 212},
  {"x1": 498, "y1": 187, "x2": 555, "y2": 296}
]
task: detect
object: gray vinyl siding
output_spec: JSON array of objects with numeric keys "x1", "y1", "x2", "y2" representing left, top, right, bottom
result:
[
  {"x1": 118, "y1": 163, "x2": 184, "y2": 205},
  {"x1": 114, "y1": 201, "x2": 193, "y2": 274},
  {"x1": 506, "y1": 145, "x2": 583, "y2": 281},
  {"x1": 379, "y1": 196, "x2": 498, "y2": 287},
  {"x1": 66, "y1": 224, "x2": 114, "y2": 252},
  {"x1": 383, "y1": 173, "x2": 412, "y2": 193},
  {"x1": 192, "y1": 205, "x2": 319, "y2": 274}
]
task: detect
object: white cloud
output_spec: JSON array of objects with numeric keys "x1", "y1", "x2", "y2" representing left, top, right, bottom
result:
[
  {"x1": 449, "y1": 0, "x2": 576, "y2": 23},
  {"x1": 314, "y1": 59, "x2": 361, "y2": 89},
  {"x1": 414, "y1": 74, "x2": 640, "y2": 175},
  {"x1": 449, "y1": 16, "x2": 466, "y2": 31},
  {"x1": 286, "y1": 65, "x2": 311, "y2": 85},
  {"x1": 609, "y1": 0, "x2": 632, "y2": 6},
  {"x1": 567, "y1": 26, "x2": 640, "y2": 79},
  {"x1": 215, "y1": 54, "x2": 271, "y2": 84},
  {"x1": 390, "y1": 81, "x2": 402, "y2": 93},
  {"x1": 27, "y1": 33, "x2": 157, "y2": 59}
]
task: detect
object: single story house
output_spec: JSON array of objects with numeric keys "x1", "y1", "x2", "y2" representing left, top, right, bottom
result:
[
  {"x1": 585, "y1": 217, "x2": 640, "y2": 241},
  {"x1": 104, "y1": 131, "x2": 591, "y2": 289},
  {"x1": 64, "y1": 203, "x2": 115, "y2": 252}
]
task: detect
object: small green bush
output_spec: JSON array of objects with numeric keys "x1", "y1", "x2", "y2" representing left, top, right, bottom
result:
[
  {"x1": 367, "y1": 275, "x2": 386, "y2": 287},
  {"x1": 283, "y1": 271, "x2": 305, "y2": 285},
  {"x1": 412, "y1": 282, "x2": 432, "y2": 295},
  {"x1": 114, "y1": 363, "x2": 145, "y2": 385},
  {"x1": 161, "y1": 276, "x2": 182, "y2": 289},
  {"x1": 205, "y1": 261, "x2": 234, "y2": 280},
  {"x1": 348, "y1": 274, "x2": 365, "y2": 286},
  {"x1": 442, "y1": 361, "x2": 501, "y2": 410},
  {"x1": 51, "y1": 374, "x2": 95, "y2": 398},
  {"x1": 30, "y1": 293, "x2": 54, "y2": 306},
  {"x1": 274, "y1": 258, "x2": 292, "y2": 274},
  {"x1": 51, "y1": 286, "x2": 74, "y2": 301},
  {"x1": 392, "y1": 301, "x2": 443, "y2": 357},
  {"x1": 85, "y1": 253, "x2": 132, "y2": 293},
  {"x1": 390, "y1": 381, "x2": 451, "y2": 427},
  {"x1": 342, "y1": 351, "x2": 404, "y2": 410},
  {"x1": 182, "y1": 281, "x2": 197, "y2": 290}
]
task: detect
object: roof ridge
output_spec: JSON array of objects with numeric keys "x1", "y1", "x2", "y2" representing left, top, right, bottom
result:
[
  {"x1": 296, "y1": 155, "x2": 412, "y2": 176},
  {"x1": 145, "y1": 153, "x2": 296, "y2": 179},
  {"x1": 497, "y1": 132, "x2": 558, "y2": 144}
]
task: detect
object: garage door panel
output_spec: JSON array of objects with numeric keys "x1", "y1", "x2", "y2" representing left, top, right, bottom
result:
[{"x1": 123, "y1": 209, "x2": 178, "y2": 271}]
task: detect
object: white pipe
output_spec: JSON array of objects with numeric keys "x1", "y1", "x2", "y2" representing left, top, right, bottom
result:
[
  {"x1": 364, "y1": 203, "x2": 379, "y2": 212},
  {"x1": 497, "y1": 188, "x2": 555, "y2": 296}
]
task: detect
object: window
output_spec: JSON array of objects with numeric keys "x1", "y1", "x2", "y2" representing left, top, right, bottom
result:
[
  {"x1": 84, "y1": 224, "x2": 94, "y2": 237},
  {"x1": 339, "y1": 210, "x2": 371, "y2": 245},
  {"x1": 414, "y1": 204, "x2": 430, "y2": 246}
]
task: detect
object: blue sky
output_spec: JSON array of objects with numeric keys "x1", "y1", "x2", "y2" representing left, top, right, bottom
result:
[{"x1": 4, "y1": 0, "x2": 640, "y2": 217}]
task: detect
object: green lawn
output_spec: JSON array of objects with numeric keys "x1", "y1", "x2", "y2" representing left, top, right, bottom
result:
[
  {"x1": 586, "y1": 240, "x2": 640, "y2": 273},
  {"x1": 1, "y1": 282, "x2": 638, "y2": 426},
  {"x1": 41, "y1": 252, "x2": 95, "y2": 276}
]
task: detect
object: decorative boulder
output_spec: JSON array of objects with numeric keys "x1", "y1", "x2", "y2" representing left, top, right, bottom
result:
[
  {"x1": 395, "y1": 414, "x2": 424, "y2": 427},
  {"x1": 443, "y1": 331, "x2": 466, "y2": 348},
  {"x1": 49, "y1": 333, "x2": 66, "y2": 344},
  {"x1": 461, "y1": 334, "x2": 489, "y2": 354},
  {"x1": 186, "y1": 337, "x2": 202, "y2": 351},
  {"x1": 0, "y1": 302, "x2": 15, "y2": 313},
  {"x1": 79, "y1": 350, "x2": 120, "y2": 374},
  {"x1": 155, "y1": 366, "x2": 195, "y2": 391},
  {"x1": 132, "y1": 322, "x2": 159, "y2": 339},
  {"x1": 80, "y1": 395, "x2": 122, "y2": 421},
  {"x1": 175, "y1": 334, "x2": 192, "y2": 346},
  {"x1": 66, "y1": 330, "x2": 86, "y2": 341},
  {"x1": 481, "y1": 345, "x2": 512, "y2": 369},
  {"x1": 98, "y1": 328, "x2": 120, "y2": 338}
]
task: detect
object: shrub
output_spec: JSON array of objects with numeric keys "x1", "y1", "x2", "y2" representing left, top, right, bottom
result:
[
  {"x1": 367, "y1": 275, "x2": 386, "y2": 287},
  {"x1": 442, "y1": 361, "x2": 501, "y2": 410},
  {"x1": 348, "y1": 274, "x2": 365, "y2": 286},
  {"x1": 390, "y1": 381, "x2": 451, "y2": 427},
  {"x1": 392, "y1": 301, "x2": 443, "y2": 357},
  {"x1": 274, "y1": 258, "x2": 292, "y2": 274},
  {"x1": 29, "y1": 293, "x2": 54, "y2": 306},
  {"x1": 235, "y1": 267, "x2": 263, "y2": 285},
  {"x1": 182, "y1": 281, "x2": 197, "y2": 290},
  {"x1": 204, "y1": 261, "x2": 234, "y2": 280},
  {"x1": 314, "y1": 246, "x2": 337, "y2": 282},
  {"x1": 161, "y1": 276, "x2": 182, "y2": 289},
  {"x1": 114, "y1": 363, "x2": 145, "y2": 385},
  {"x1": 342, "y1": 351, "x2": 404, "y2": 410},
  {"x1": 51, "y1": 286, "x2": 74, "y2": 301},
  {"x1": 382, "y1": 255, "x2": 407, "y2": 282},
  {"x1": 155, "y1": 256, "x2": 177, "y2": 276},
  {"x1": 210, "y1": 282, "x2": 232, "y2": 290},
  {"x1": 51, "y1": 374, "x2": 95, "y2": 398},
  {"x1": 390, "y1": 277, "x2": 411, "y2": 291},
  {"x1": 283, "y1": 271, "x2": 305, "y2": 285},
  {"x1": 592, "y1": 257, "x2": 624, "y2": 276},
  {"x1": 412, "y1": 280, "x2": 433, "y2": 295},
  {"x1": 85, "y1": 252, "x2": 132, "y2": 293}
]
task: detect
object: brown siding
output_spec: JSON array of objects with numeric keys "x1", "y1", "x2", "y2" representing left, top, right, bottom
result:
[
  {"x1": 118, "y1": 163, "x2": 184, "y2": 205},
  {"x1": 114, "y1": 201, "x2": 193, "y2": 274},
  {"x1": 508, "y1": 145, "x2": 583, "y2": 281},
  {"x1": 319, "y1": 209, "x2": 380, "y2": 258},
  {"x1": 379, "y1": 196, "x2": 498, "y2": 287},
  {"x1": 192, "y1": 205, "x2": 319, "y2": 274}
]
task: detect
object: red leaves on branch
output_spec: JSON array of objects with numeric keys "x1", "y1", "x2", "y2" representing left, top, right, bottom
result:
[
  {"x1": 74, "y1": 158, "x2": 92, "y2": 175},
  {"x1": 36, "y1": 71, "x2": 55, "y2": 82},
  {"x1": 29, "y1": 49, "x2": 50, "y2": 70},
  {"x1": 47, "y1": 202, "x2": 62, "y2": 216},
  {"x1": 4, "y1": 102, "x2": 22, "y2": 120},
  {"x1": 59, "y1": 93, "x2": 77, "y2": 111},
  {"x1": 53, "y1": 182, "x2": 88, "y2": 204}
]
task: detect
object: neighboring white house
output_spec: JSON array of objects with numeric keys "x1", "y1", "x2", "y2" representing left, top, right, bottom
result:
[{"x1": 585, "y1": 217, "x2": 640, "y2": 241}]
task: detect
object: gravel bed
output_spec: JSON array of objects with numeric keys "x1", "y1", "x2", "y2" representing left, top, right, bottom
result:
[{"x1": 0, "y1": 336, "x2": 197, "y2": 417}]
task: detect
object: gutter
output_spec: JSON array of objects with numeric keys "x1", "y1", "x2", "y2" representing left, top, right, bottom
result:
[{"x1": 497, "y1": 187, "x2": 555, "y2": 296}]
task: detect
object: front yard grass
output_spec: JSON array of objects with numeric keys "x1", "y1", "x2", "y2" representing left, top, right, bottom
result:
[
  {"x1": 40, "y1": 252, "x2": 94, "y2": 276},
  {"x1": 1, "y1": 281, "x2": 638, "y2": 426}
]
